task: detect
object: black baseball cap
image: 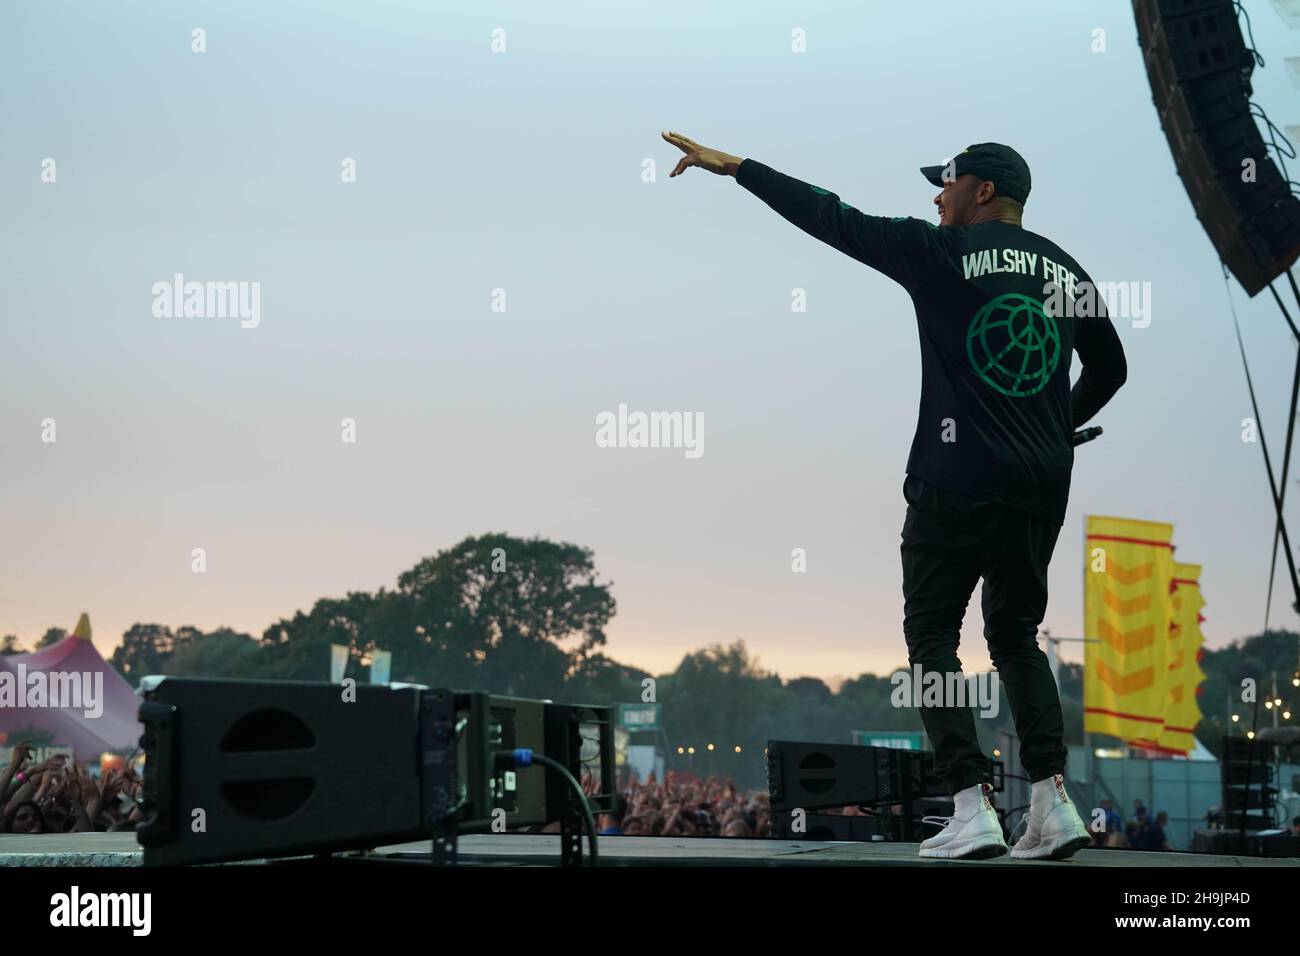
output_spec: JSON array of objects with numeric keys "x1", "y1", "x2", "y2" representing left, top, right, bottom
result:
[{"x1": 919, "y1": 143, "x2": 1032, "y2": 204}]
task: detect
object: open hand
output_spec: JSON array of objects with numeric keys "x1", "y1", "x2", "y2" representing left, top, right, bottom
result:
[{"x1": 662, "y1": 131, "x2": 743, "y2": 178}]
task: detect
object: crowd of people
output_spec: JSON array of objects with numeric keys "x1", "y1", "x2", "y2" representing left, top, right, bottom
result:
[
  {"x1": 4, "y1": 747, "x2": 771, "y2": 842},
  {"x1": 1088, "y1": 798, "x2": 1174, "y2": 850},
  {"x1": 0, "y1": 742, "x2": 144, "y2": 834},
  {"x1": 589, "y1": 772, "x2": 772, "y2": 838},
  {"x1": 13, "y1": 742, "x2": 1295, "y2": 853}
]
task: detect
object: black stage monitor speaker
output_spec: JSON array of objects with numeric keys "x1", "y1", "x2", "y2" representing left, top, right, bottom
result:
[
  {"x1": 766, "y1": 740, "x2": 1004, "y2": 843},
  {"x1": 137, "y1": 677, "x2": 427, "y2": 866},
  {"x1": 1133, "y1": 0, "x2": 1300, "y2": 295},
  {"x1": 766, "y1": 740, "x2": 937, "y2": 813},
  {"x1": 765, "y1": 739, "x2": 1003, "y2": 812},
  {"x1": 136, "y1": 678, "x2": 618, "y2": 865}
]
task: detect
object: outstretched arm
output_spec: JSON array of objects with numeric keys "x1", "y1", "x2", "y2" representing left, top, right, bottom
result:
[{"x1": 662, "y1": 132, "x2": 944, "y2": 288}]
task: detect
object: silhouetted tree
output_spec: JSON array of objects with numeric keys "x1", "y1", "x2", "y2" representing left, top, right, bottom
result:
[
  {"x1": 166, "y1": 628, "x2": 262, "y2": 678},
  {"x1": 396, "y1": 533, "x2": 616, "y2": 697},
  {"x1": 259, "y1": 593, "x2": 378, "y2": 682},
  {"x1": 110, "y1": 624, "x2": 178, "y2": 681}
]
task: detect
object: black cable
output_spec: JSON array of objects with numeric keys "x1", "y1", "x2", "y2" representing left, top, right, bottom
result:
[
  {"x1": 1276, "y1": 273, "x2": 1300, "y2": 624},
  {"x1": 1268, "y1": 279, "x2": 1300, "y2": 342},
  {"x1": 1225, "y1": 269, "x2": 1300, "y2": 617},
  {"x1": 1263, "y1": 338, "x2": 1300, "y2": 630},
  {"x1": 1249, "y1": 269, "x2": 1300, "y2": 628},
  {"x1": 1249, "y1": 104, "x2": 1296, "y2": 160},
  {"x1": 1248, "y1": 103, "x2": 1298, "y2": 192},
  {"x1": 1232, "y1": 9, "x2": 1297, "y2": 198},
  {"x1": 1234, "y1": 2, "x2": 1265, "y2": 68},
  {"x1": 529, "y1": 752, "x2": 599, "y2": 866}
]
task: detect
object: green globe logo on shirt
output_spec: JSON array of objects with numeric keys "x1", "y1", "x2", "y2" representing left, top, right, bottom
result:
[{"x1": 965, "y1": 292, "x2": 1061, "y2": 397}]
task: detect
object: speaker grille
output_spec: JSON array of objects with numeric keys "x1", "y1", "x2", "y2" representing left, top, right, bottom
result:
[{"x1": 1134, "y1": 0, "x2": 1300, "y2": 295}]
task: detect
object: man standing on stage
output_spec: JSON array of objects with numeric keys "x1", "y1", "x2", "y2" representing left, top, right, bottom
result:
[{"x1": 663, "y1": 131, "x2": 1127, "y2": 860}]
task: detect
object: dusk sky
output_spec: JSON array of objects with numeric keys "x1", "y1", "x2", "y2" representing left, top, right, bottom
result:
[{"x1": 3, "y1": 1, "x2": 1299, "y2": 685}]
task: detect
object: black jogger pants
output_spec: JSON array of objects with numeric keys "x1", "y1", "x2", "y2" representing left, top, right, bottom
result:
[{"x1": 899, "y1": 475, "x2": 1068, "y2": 796}]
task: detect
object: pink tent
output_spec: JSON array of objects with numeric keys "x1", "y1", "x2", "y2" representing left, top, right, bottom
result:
[{"x1": 0, "y1": 627, "x2": 142, "y2": 760}]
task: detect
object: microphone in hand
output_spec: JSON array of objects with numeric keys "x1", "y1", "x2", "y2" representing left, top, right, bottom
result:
[{"x1": 1072, "y1": 426, "x2": 1103, "y2": 447}]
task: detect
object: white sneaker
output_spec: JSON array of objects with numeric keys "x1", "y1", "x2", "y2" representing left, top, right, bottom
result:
[
  {"x1": 1010, "y1": 774, "x2": 1092, "y2": 860},
  {"x1": 918, "y1": 783, "x2": 1007, "y2": 859}
]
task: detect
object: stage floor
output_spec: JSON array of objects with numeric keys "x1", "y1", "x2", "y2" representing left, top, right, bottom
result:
[{"x1": 1, "y1": 832, "x2": 1296, "y2": 867}]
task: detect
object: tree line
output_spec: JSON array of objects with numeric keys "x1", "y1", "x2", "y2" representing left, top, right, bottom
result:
[{"x1": 3, "y1": 533, "x2": 1295, "y2": 787}]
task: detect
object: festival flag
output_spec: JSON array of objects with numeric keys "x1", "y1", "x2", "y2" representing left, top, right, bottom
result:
[
  {"x1": 370, "y1": 649, "x2": 391, "y2": 685},
  {"x1": 329, "y1": 644, "x2": 349, "y2": 683},
  {"x1": 1147, "y1": 563, "x2": 1207, "y2": 755},
  {"x1": 1083, "y1": 516, "x2": 1176, "y2": 742}
]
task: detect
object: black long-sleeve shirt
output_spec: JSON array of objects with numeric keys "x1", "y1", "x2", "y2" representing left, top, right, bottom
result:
[{"x1": 736, "y1": 158, "x2": 1126, "y2": 523}]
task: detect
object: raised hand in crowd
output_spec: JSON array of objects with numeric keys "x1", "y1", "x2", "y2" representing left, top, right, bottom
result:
[{"x1": 1, "y1": 752, "x2": 148, "y2": 834}]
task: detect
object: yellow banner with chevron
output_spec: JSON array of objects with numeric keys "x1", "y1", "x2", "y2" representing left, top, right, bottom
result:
[
  {"x1": 1148, "y1": 563, "x2": 1207, "y2": 755},
  {"x1": 1083, "y1": 516, "x2": 1176, "y2": 743}
]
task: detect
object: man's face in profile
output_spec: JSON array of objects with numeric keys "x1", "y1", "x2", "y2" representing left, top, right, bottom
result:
[{"x1": 933, "y1": 174, "x2": 986, "y2": 227}]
